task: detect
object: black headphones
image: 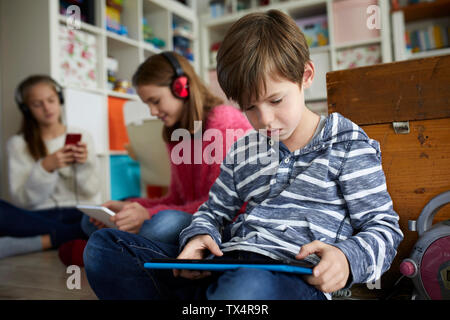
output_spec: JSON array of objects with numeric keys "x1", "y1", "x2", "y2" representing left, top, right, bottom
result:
[
  {"x1": 15, "y1": 76, "x2": 65, "y2": 115},
  {"x1": 161, "y1": 51, "x2": 189, "y2": 99}
]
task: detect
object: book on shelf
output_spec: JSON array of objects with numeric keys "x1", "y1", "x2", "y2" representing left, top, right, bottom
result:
[
  {"x1": 391, "y1": 0, "x2": 440, "y2": 9},
  {"x1": 406, "y1": 23, "x2": 450, "y2": 54}
]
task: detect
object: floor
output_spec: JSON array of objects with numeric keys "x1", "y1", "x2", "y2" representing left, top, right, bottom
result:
[
  {"x1": 0, "y1": 250, "x2": 97, "y2": 300},
  {"x1": 0, "y1": 250, "x2": 413, "y2": 300}
]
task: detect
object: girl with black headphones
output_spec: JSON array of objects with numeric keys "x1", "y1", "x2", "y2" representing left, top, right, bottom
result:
[{"x1": 0, "y1": 75, "x2": 100, "y2": 259}]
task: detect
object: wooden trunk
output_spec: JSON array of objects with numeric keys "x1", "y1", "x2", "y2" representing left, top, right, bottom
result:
[{"x1": 326, "y1": 55, "x2": 450, "y2": 293}]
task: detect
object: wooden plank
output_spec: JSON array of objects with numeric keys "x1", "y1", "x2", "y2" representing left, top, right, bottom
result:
[
  {"x1": 392, "y1": 0, "x2": 450, "y2": 23},
  {"x1": 362, "y1": 118, "x2": 450, "y2": 288},
  {"x1": 327, "y1": 55, "x2": 450, "y2": 126}
]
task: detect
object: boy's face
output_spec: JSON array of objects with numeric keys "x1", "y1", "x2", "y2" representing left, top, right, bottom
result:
[{"x1": 243, "y1": 62, "x2": 314, "y2": 146}]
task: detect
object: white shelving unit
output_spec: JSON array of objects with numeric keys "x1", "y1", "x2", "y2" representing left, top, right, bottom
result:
[
  {"x1": 0, "y1": 0, "x2": 199, "y2": 202},
  {"x1": 199, "y1": 0, "x2": 392, "y2": 116},
  {"x1": 391, "y1": 0, "x2": 450, "y2": 61}
]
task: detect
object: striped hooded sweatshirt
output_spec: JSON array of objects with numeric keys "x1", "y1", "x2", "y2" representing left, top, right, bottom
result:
[{"x1": 179, "y1": 112, "x2": 403, "y2": 287}]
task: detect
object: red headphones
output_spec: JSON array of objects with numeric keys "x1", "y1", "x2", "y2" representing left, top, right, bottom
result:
[{"x1": 162, "y1": 52, "x2": 189, "y2": 99}]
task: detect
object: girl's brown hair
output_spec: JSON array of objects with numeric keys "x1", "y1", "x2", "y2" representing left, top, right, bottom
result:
[
  {"x1": 216, "y1": 9, "x2": 310, "y2": 109},
  {"x1": 16, "y1": 75, "x2": 62, "y2": 161},
  {"x1": 132, "y1": 52, "x2": 223, "y2": 142}
]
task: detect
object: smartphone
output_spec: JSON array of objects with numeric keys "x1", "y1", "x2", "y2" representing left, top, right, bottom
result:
[{"x1": 64, "y1": 133, "x2": 82, "y2": 146}]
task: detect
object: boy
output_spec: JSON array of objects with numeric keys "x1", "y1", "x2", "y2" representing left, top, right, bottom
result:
[{"x1": 84, "y1": 10, "x2": 403, "y2": 300}]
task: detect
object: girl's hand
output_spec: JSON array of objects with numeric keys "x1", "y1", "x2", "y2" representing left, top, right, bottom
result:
[
  {"x1": 91, "y1": 200, "x2": 132, "y2": 230},
  {"x1": 173, "y1": 234, "x2": 223, "y2": 280},
  {"x1": 110, "y1": 202, "x2": 149, "y2": 234},
  {"x1": 296, "y1": 240, "x2": 350, "y2": 293},
  {"x1": 73, "y1": 142, "x2": 88, "y2": 164},
  {"x1": 102, "y1": 200, "x2": 131, "y2": 213},
  {"x1": 89, "y1": 217, "x2": 107, "y2": 229},
  {"x1": 41, "y1": 146, "x2": 75, "y2": 172}
]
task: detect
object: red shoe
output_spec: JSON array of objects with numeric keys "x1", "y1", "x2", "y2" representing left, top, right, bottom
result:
[{"x1": 58, "y1": 239, "x2": 87, "y2": 267}]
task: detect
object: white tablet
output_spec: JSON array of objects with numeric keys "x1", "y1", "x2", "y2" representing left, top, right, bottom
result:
[{"x1": 76, "y1": 205, "x2": 117, "y2": 229}]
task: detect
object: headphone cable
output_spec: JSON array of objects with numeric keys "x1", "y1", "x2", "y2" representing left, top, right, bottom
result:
[{"x1": 72, "y1": 163, "x2": 79, "y2": 205}]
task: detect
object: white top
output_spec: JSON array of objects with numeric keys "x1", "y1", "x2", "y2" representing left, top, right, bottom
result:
[{"x1": 7, "y1": 127, "x2": 100, "y2": 210}]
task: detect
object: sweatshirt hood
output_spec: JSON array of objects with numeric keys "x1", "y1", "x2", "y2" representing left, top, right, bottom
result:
[{"x1": 294, "y1": 112, "x2": 380, "y2": 156}]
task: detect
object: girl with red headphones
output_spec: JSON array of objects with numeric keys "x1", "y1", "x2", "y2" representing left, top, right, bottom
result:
[
  {"x1": 90, "y1": 52, "x2": 252, "y2": 245},
  {"x1": 0, "y1": 75, "x2": 100, "y2": 260}
]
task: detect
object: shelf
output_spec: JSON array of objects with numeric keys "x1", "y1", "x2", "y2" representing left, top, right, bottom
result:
[
  {"x1": 62, "y1": 85, "x2": 105, "y2": 96},
  {"x1": 173, "y1": 27, "x2": 196, "y2": 40},
  {"x1": 334, "y1": 37, "x2": 382, "y2": 50},
  {"x1": 305, "y1": 95, "x2": 327, "y2": 102},
  {"x1": 142, "y1": 42, "x2": 163, "y2": 55},
  {"x1": 58, "y1": 15, "x2": 104, "y2": 35},
  {"x1": 151, "y1": 0, "x2": 196, "y2": 22},
  {"x1": 203, "y1": 0, "x2": 328, "y2": 26},
  {"x1": 409, "y1": 46, "x2": 450, "y2": 59},
  {"x1": 109, "y1": 150, "x2": 129, "y2": 156},
  {"x1": 107, "y1": 90, "x2": 140, "y2": 101},
  {"x1": 392, "y1": 0, "x2": 450, "y2": 23},
  {"x1": 202, "y1": 8, "x2": 254, "y2": 28},
  {"x1": 310, "y1": 45, "x2": 331, "y2": 54},
  {"x1": 96, "y1": 153, "x2": 111, "y2": 157},
  {"x1": 106, "y1": 31, "x2": 140, "y2": 48}
]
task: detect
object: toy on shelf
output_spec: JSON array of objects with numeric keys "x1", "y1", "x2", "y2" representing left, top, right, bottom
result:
[
  {"x1": 114, "y1": 79, "x2": 135, "y2": 95},
  {"x1": 142, "y1": 18, "x2": 166, "y2": 49},
  {"x1": 106, "y1": 0, "x2": 128, "y2": 36},
  {"x1": 296, "y1": 15, "x2": 329, "y2": 48},
  {"x1": 237, "y1": 0, "x2": 251, "y2": 11},
  {"x1": 143, "y1": 18, "x2": 153, "y2": 42},
  {"x1": 107, "y1": 56, "x2": 118, "y2": 91},
  {"x1": 210, "y1": 42, "x2": 221, "y2": 67},
  {"x1": 173, "y1": 36, "x2": 193, "y2": 61},
  {"x1": 172, "y1": 19, "x2": 194, "y2": 61},
  {"x1": 209, "y1": 0, "x2": 234, "y2": 18},
  {"x1": 107, "y1": 55, "x2": 134, "y2": 94}
]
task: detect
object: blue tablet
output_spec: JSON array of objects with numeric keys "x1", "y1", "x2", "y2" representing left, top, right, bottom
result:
[{"x1": 143, "y1": 258, "x2": 313, "y2": 275}]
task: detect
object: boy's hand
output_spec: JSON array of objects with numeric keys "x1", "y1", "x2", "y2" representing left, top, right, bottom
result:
[
  {"x1": 296, "y1": 240, "x2": 350, "y2": 293},
  {"x1": 173, "y1": 234, "x2": 223, "y2": 280},
  {"x1": 110, "y1": 202, "x2": 149, "y2": 234}
]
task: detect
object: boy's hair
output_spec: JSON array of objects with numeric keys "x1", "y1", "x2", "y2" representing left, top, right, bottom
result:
[
  {"x1": 216, "y1": 9, "x2": 310, "y2": 109},
  {"x1": 132, "y1": 52, "x2": 223, "y2": 142}
]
